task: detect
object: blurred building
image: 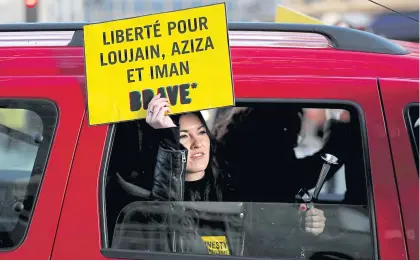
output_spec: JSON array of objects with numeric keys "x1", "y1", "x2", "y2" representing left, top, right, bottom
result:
[
  {"x1": 282, "y1": 0, "x2": 418, "y2": 16},
  {"x1": 2, "y1": 0, "x2": 418, "y2": 42},
  {"x1": 0, "y1": 0, "x2": 25, "y2": 23},
  {"x1": 37, "y1": 0, "x2": 279, "y2": 23},
  {"x1": 282, "y1": 0, "x2": 419, "y2": 41}
]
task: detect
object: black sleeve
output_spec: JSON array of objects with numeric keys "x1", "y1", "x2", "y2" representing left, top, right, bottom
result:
[{"x1": 149, "y1": 126, "x2": 188, "y2": 201}]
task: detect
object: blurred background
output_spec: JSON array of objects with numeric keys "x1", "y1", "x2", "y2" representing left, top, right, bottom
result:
[{"x1": 0, "y1": 0, "x2": 418, "y2": 42}]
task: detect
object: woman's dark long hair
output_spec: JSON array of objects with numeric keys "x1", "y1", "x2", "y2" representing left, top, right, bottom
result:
[{"x1": 183, "y1": 111, "x2": 226, "y2": 202}]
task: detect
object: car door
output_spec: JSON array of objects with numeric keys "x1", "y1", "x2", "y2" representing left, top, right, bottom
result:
[
  {"x1": 0, "y1": 77, "x2": 85, "y2": 259},
  {"x1": 378, "y1": 79, "x2": 419, "y2": 260},
  {"x1": 52, "y1": 76, "x2": 406, "y2": 259}
]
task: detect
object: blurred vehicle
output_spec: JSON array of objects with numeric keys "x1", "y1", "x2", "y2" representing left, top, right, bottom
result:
[
  {"x1": 0, "y1": 21, "x2": 418, "y2": 260},
  {"x1": 369, "y1": 10, "x2": 419, "y2": 42}
]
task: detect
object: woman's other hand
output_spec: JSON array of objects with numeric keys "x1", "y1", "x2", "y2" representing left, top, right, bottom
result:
[
  {"x1": 304, "y1": 206, "x2": 326, "y2": 236},
  {"x1": 146, "y1": 94, "x2": 176, "y2": 129}
]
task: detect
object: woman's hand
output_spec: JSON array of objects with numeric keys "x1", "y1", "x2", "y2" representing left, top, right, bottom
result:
[
  {"x1": 303, "y1": 206, "x2": 326, "y2": 236},
  {"x1": 146, "y1": 94, "x2": 176, "y2": 129}
]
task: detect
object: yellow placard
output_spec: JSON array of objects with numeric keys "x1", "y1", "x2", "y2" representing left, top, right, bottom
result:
[
  {"x1": 83, "y1": 3, "x2": 234, "y2": 126},
  {"x1": 201, "y1": 236, "x2": 231, "y2": 255},
  {"x1": 275, "y1": 5, "x2": 323, "y2": 24}
]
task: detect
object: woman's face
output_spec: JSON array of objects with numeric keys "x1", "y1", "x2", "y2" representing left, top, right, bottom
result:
[{"x1": 179, "y1": 113, "x2": 210, "y2": 175}]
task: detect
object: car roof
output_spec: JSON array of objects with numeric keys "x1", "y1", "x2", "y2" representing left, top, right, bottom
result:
[
  {"x1": 1, "y1": 27, "x2": 417, "y2": 57},
  {"x1": 0, "y1": 23, "x2": 418, "y2": 80},
  {"x1": 0, "y1": 22, "x2": 413, "y2": 56}
]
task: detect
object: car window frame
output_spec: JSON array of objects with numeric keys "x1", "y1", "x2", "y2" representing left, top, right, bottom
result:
[
  {"x1": 98, "y1": 98, "x2": 378, "y2": 260},
  {"x1": 0, "y1": 98, "x2": 58, "y2": 251},
  {"x1": 403, "y1": 102, "x2": 419, "y2": 172}
]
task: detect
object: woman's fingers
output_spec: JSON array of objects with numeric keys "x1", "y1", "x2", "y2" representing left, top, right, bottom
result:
[
  {"x1": 145, "y1": 94, "x2": 175, "y2": 129},
  {"x1": 151, "y1": 100, "x2": 169, "y2": 121},
  {"x1": 146, "y1": 94, "x2": 167, "y2": 116},
  {"x1": 147, "y1": 93, "x2": 161, "y2": 110},
  {"x1": 147, "y1": 94, "x2": 168, "y2": 113},
  {"x1": 150, "y1": 98, "x2": 168, "y2": 113},
  {"x1": 146, "y1": 93, "x2": 166, "y2": 127},
  {"x1": 146, "y1": 94, "x2": 160, "y2": 122},
  {"x1": 156, "y1": 105, "x2": 171, "y2": 121},
  {"x1": 153, "y1": 98, "x2": 169, "y2": 109}
]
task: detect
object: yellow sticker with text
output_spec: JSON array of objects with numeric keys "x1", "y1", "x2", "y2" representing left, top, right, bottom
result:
[
  {"x1": 201, "y1": 236, "x2": 231, "y2": 255},
  {"x1": 0, "y1": 109, "x2": 26, "y2": 130},
  {"x1": 83, "y1": 3, "x2": 234, "y2": 126}
]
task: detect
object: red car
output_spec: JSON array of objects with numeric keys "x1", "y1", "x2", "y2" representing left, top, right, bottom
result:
[{"x1": 0, "y1": 22, "x2": 418, "y2": 260}]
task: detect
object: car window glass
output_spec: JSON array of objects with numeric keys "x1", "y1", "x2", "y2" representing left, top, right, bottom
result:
[
  {"x1": 101, "y1": 103, "x2": 375, "y2": 259},
  {"x1": 0, "y1": 101, "x2": 57, "y2": 249}
]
